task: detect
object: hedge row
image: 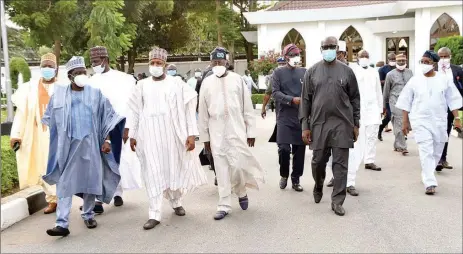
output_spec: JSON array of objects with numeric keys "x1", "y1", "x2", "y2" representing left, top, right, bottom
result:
[
  {"x1": 251, "y1": 94, "x2": 265, "y2": 105},
  {"x1": 1, "y1": 136, "x2": 19, "y2": 196}
]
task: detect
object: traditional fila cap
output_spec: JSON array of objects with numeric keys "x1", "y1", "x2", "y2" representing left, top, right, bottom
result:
[
  {"x1": 90, "y1": 46, "x2": 109, "y2": 59},
  {"x1": 396, "y1": 54, "x2": 407, "y2": 60},
  {"x1": 282, "y1": 44, "x2": 300, "y2": 57},
  {"x1": 210, "y1": 47, "x2": 229, "y2": 60},
  {"x1": 149, "y1": 47, "x2": 168, "y2": 62},
  {"x1": 66, "y1": 56, "x2": 86, "y2": 72},
  {"x1": 40, "y1": 53, "x2": 57, "y2": 65}
]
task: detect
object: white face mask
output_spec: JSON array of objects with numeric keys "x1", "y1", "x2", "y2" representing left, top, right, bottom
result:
[
  {"x1": 212, "y1": 66, "x2": 227, "y2": 77},
  {"x1": 74, "y1": 74, "x2": 88, "y2": 87},
  {"x1": 358, "y1": 58, "x2": 369, "y2": 67},
  {"x1": 194, "y1": 72, "x2": 201, "y2": 78},
  {"x1": 439, "y1": 58, "x2": 451, "y2": 68},
  {"x1": 92, "y1": 61, "x2": 105, "y2": 74},
  {"x1": 149, "y1": 66, "x2": 164, "y2": 77},
  {"x1": 389, "y1": 61, "x2": 396, "y2": 67},
  {"x1": 288, "y1": 56, "x2": 301, "y2": 67},
  {"x1": 396, "y1": 63, "x2": 407, "y2": 71},
  {"x1": 420, "y1": 64, "x2": 434, "y2": 75}
]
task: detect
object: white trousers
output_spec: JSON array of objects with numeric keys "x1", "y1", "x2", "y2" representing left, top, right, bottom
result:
[
  {"x1": 149, "y1": 194, "x2": 182, "y2": 221},
  {"x1": 217, "y1": 186, "x2": 247, "y2": 213},
  {"x1": 114, "y1": 182, "x2": 123, "y2": 198}
]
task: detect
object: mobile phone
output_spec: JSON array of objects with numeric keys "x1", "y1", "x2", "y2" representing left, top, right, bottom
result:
[
  {"x1": 455, "y1": 126, "x2": 462, "y2": 133},
  {"x1": 13, "y1": 141, "x2": 20, "y2": 152}
]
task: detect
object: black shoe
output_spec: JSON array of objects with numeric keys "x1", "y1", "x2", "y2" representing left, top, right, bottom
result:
[
  {"x1": 84, "y1": 218, "x2": 98, "y2": 229},
  {"x1": 143, "y1": 219, "x2": 160, "y2": 230},
  {"x1": 313, "y1": 187, "x2": 323, "y2": 203},
  {"x1": 331, "y1": 203, "x2": 345, "y2": 216},
  {"x1": 79, "y1": 202, "x2": 104, "y2": 214},
  {"x1": 378, "y1": 134, "x2": 383, "y2": 141},
  {"x1": 173, "y1": 206, "x2": 186, "y2": 216},
  {"x1": 214, "y1": 177, "x2": 218, "y2": 186},
  {"x1": 365, "y1": 163, "x2": 382, "y2": 171},
  {"x1": 238, "y1": 195, "x2": 249, "y2": 210},
  {"x1": 442, "y1": 161, "x2": 453, "y2": 169},
  {"x1": 213, "y1": 211, "x2": 228, "y2": 220},
  {"x1": 435, "y1": 163, "x2": 443, "y2": 172},
  {"x1": 279, "y1": 177, "x2": 288, "y2": 189},
  {"x1": 46, "y1": 226, "x2": 70, "y2": 237},
  {"x1": 326, "y1": 177, "x2": 334, "y2": 187},
  {"x1": 347, "y1": 186, "x2": 359, "y2": 196},
  {"x1": 292, "y1": 183, "x2": 303, "y2": 192},
  {"x1": 114, "y1": 196, "x2": 123, "y2": 207}
]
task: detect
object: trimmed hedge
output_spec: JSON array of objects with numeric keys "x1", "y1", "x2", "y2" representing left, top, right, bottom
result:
[
  {"x1": 1, "y1": 136, "x2": 19, "y2": 196},
  {"x1": 251, "y1": 94, "x2": 265, "y2": 105},
  {"x1": 10, "y1": 57, "x2": 31, "y2": 90}
]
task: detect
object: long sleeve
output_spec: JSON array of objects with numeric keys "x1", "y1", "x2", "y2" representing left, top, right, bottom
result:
[
  {"x1": 241, "y1": 78, "x2": 256, "y2": 138},
  {"x1": 445, "y1": 77, "x2": 463, "y2": 111},
  {"x1": 383, "y1": 73, "x2": 392, "y2": 108},
  {"x1": 10, "y1": 84, "x2": 29, "y2": 139},
  {"x1": 127, "y1": 81, "x2": 143, "y2": 139},
  {"x1": 375, "y1": 72, "x2": 383, "y2": 114},
  {"x1": 41, "y1": 94, "x2": 53, "y2": 127},
  {"x1": 395, "y1": 79, "x2": 414, "y2": 112},
  {"x1": 10, "y1": 107, "x2": 26, "y2": 139},
  {"x1": 299, "y1": 69, "x2": 313, "y2": 131},
  {"x1": 347, "y1": 69, "x2": 361, "y2": 127},
  {"x1": 251, "y1": 78, "x2": 258, "y2": 90},
  {"x1": 185, "y1": 95, "x2": 199, "y2": 136},
  {"x1": 272, "y1": 71, "x2": 293, "y2": 106},
  {"x1": 123, "y1": 76, "x2": 137, "y2": 130},
  {"x1": 198, "y1": 82, "x2": 210, "y2": 142}
]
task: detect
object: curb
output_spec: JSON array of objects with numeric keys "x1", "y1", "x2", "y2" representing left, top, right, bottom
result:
[{"x1": 1, "y1": 189, "x2": 47, "y2": 231}]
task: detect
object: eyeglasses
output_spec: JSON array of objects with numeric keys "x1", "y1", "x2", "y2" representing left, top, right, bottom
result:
[{"x1": 321, "y1": 45, "x2": 337, "y2": 50}]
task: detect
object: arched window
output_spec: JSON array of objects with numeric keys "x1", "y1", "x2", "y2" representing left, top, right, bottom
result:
[
  {"x1": 281, "y1": 28, "x2": 306, "y2": 67},
  {"x1": 386, "y1": 37, "x2": 409, "y2": 61},
  {"x1": 430, "y1": 13, "x2": 460, "y2": 50},
  {"x1": 339, "y1": 26, "x2": 363, "y2": 62}
]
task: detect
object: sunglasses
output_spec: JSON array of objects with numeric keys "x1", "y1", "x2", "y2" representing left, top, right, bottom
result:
[{"x1": 321, "y1": 45, "x2": 337, "y2": 50}]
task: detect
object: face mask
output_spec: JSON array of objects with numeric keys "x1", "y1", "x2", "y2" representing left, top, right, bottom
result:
[
  {"x1": 288, "y1": 56, "x2": 301, "y2": 67},
  {"x1": 194, "y1": 72, "x2": 201, "y2": 78},
  {"x1": 396, "y1": 63, "x2": 407, "y2": 71},
  {"x1": 322, "y1": 50, "x2": 336, "y2": 62},
  {"x1": 358, "y1": 58, "x2": 369, "y2": 68},
  {"x1": 167, "y1": 70, "x2": 177, "y2": 76},
  {"x1": 439, "y1": 58, "x2": 451, "y2": 67},
  {"x1": 73, "y1": 74, "x2": 88, "y2": 87},
  {"x1": 149, "y1": 66, "x2": 164, "y2": 77},
  {"x1": 420, "y1": 64, "x2": 434, "y2": 75},
  {"x1": 212, "y1": 66, "x2": 227, "y2": 77},
  {"x1": 41, "y1": 67, "x2": 56, "y2": 81},
  {"x1": 92, "y1": 62, "x2": 105, "y2": 74},
  {"x1": 389, "y1": 61, "x2": 396, "y2": 67}
]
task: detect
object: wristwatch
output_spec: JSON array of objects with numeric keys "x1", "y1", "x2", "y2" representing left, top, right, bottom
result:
[{"x1": 105, "y1": 139, "x2": 111, "y2": 145}]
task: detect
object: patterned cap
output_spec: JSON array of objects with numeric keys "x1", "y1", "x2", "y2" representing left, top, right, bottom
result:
[
  {"x1": 396, "y1": 54, "x2": 407, "y2": 60},
  {"x1": 338, "y1": 41, "x2": 346, "y2": 52},
  {"x1": 40, "y1": 53, "x2": 57, "y2": 65},
  {"x1": 282, "y1": 44, "x2": 300, "y2": 57},
  {"x1": 210, "y1": 47, "x2": 229, "y2": 60},
  {"x1": 149, "y1": 47, "x2": 168, "y2": 61},
  {"x1": 90, "y1": 46, "x2": 109, "y2": 58},
  {"x1": 66, "y1": 56, "x2": 86, "y2": 72},
  {"x1": 423, "y1": 50, "x2": 439, "y2": 62}
]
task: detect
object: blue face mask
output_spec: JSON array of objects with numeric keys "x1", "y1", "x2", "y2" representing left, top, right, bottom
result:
[
  {"x1": 41, "y1": 67, "x2": 55, "y2": 81},
  {"x1": 167, "y1": 70, "x2": 177, "y2": 76},
  {"x1": 322, "y1": 49, "x2": 337, "y2": 62}
]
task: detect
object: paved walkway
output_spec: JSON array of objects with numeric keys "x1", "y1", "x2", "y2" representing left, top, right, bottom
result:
[{"x1": 1, "y1": 111, "x2": 462, "y2": 253}]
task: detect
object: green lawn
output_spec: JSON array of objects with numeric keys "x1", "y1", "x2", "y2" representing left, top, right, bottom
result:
[{"x1": 1, "y1": 109, "x2": 7, "y2": 122}]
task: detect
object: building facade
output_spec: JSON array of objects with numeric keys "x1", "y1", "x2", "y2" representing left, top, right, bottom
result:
[{"x1": 244, "y1": 0, "x2": 463, "y2": 73}]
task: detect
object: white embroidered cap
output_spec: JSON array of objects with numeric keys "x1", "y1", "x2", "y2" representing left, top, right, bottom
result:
[{"x1": 65, "y1": 56, "x2": 86, "y2": 72}]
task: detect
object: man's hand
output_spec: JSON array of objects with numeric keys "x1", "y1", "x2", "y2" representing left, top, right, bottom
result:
[
  {"x1": 383, "y1": 107, "x2": 387, "y2": 115},
  {"x1": 130, "y1": 138, "x2": 137, "y2": 152},
  {"x1": 10, "y1": 138, "x2": 21, "y2": 149},
  {"x1": 292, "y1": 97, "x2": 301, "y2": 105},
  {"x1": 402, "y1": 121, "x2": 411, "y2": 136},
  {"x1": 302, "y1": 130, "x2": 311, "y2": 145},
  {"x1": 247, "y1": 138, "x2": 255, "y2": 147},
  {"x1": 123, "y1": 128, "x2": 129, "y2": 144},
  {"x1": 353, "y1": 126, "x2": 359, "y2": 142},
  {"x1": 454, "y1": 118, "x2": 462, "y2": 132},
  {"x1": 185, "y1": 136, "x2": 196, "y2": 151},
  {"x1": 204, "y1": 142, "x2": 211, "y2": 153},
  {"x1": 101, "y1": 141, "x2": 111, "y2": 154},
  {"x1": 261, "y1": 108, "x2": 267, "y2": 119}
]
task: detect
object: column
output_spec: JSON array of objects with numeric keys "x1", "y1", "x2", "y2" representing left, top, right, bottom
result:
[{"x1": 414, "y1": 8, "x2": 431, "y2": 74}]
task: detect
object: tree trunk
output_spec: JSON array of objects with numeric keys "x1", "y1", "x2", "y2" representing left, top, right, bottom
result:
[
  {"x1": 228, "y1": 0, "x2": 234, "y2": 64},
  {"x1": 127, "y1": 48, "x2": 137, "y2": 74},
  {"x1": 53, "y1": 39, "x2": 61, "y2": 68},
  {"x1": 216, "y1": 0, "x2": 223, "y2": 46},
  {"x1": 245, "y1": 40, "x2": 254, "y2": 64},
  {"x1": 119, "y1": 55, "x2": 126, "y2": 72}
]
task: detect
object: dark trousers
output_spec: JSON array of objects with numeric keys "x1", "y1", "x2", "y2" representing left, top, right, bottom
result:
[
  {"x1": 278, "y1": 144, "x2": 306, "y2": 183},
  {"x1": 378, "y1": 103, "x2": 391, "y2": 135},
  {"x1": 312, "y1": 147, "x2": 349, "y2": 205},
  {"x1": 440, "y1": 110, "x2": 454, "y2": 162}
]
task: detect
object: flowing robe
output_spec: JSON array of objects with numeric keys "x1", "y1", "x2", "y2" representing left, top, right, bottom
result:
[
  {"x1": 127, "y1": 76, "x2": 207, "y2": 200},
  {"x1": 10, "y1": 78, "x2": 58, "y2": 201},
  {"x1": 198, "y1": 72, "x2": 264, "y2": 198},
  {"x1": 90, "y1": 69, "x2": 142, "y2": 190},
  {"x1": 42, "y1": 85, "x2": 125, "y2": 203}
]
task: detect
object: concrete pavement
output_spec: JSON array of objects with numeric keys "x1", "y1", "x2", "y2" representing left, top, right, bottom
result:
[{"x1": 1, "y1": 111, "x2": 462, "y2": 253}]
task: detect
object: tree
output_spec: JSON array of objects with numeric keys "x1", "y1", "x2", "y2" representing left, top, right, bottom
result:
[
  {"x1": 9, "y1": 57, "x2": 31, "y2": 90},
  {"x1": 86, "y1": 0, "x2": 132, "y2": 69},
  {"x1": 434, "y1": 36, "x2": 463, "y2": 65},
  {"x1": 6, "y1": 0, "x2": 78, "y2": 65},
  {"x1": 1, "y1": 27, "x2": 37, "y2": 60}
]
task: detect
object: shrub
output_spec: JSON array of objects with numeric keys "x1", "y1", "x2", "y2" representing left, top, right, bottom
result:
[
  {"x1": 249, "y1": 50, "x2": 279, "y2": 82},
  {"x1": 1, "y1": 136, "x2": 19, "y2": 196},
  {"x1": 10, "y1": 57, "x2": 32, "y2": 90},
  {"x1": 251, "y1": 94, "x2": 265, "y2": 104},
  {"x1": 434, "y1": 36, "x2": 463, "y2": 65}
]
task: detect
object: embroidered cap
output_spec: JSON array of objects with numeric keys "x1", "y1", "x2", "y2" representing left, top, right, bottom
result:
[
  {"x1": 40, "y1": 53, "x2": 57, "y2": 65},
  {"x1": 149, "y1": 47, "x2": 168, "y2": 61},
  {"x1": 66, "y1": 56, "x2": 86, "y2": 73},
  {"x1": 90, "y1": 46, "x2": 109, "y2": 59}
]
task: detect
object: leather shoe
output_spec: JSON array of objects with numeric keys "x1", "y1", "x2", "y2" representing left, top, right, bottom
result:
[
  {"x1": 79, "y1": 202, "x2": 104, "y2": 214},
  {"x1": 114, "y1": 196, "x2": 123, "y2": 207},
  {"x1": 213, "y1": 211, "x2": 228, "y2": 220},
  {"x1": 143, "y1": 219, "x2": 160, "y2": 230},
  {"x1": 238, "y1": 195, "x2": 249, "y2": 210},
  {"x1": 46, "y1": 226, "x2": 70, "y2": 237},
  {"x1": 84, "y1": 218, "x2": 98, "y2": 229},
  {"x1": 279, "y1": 177, "x2": 288, "y2": 189},
  {"x1": 44, "y1": 202, "x2": 57, "y2": 214},
  {"x1": 365, "y1": 163, "x2": 381, "y2": 171},
  {"x1": 347, "y1": 186, "x2": 359, "y2": 196},
  {"x1": 326, "y1": 177, "x2": 334, "y2": 187},
  {"x1": 173, "y1": 206, "x2": 186, "y2": 216},
  {"x1": 214, "y1": 177, "x2": 218, "y2": 186},
  {"x1": 313, "y1": 187, "x2": 323, "y2": 203},
  {"x1": 442, "y1": 161, "x2": 453, "y2": 169},
  {"x1": 331, "y1": 203, "x2": 345, "y2": 216}
]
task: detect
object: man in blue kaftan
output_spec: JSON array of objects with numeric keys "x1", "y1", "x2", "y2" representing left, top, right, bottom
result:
[{"x1": 42, "y1": 56, "x2": 125, "y2": 237}]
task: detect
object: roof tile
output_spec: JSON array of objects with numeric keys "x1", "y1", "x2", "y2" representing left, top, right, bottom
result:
[{"x1": 268, "y1": 0, "x2": 397, "y2": 11}]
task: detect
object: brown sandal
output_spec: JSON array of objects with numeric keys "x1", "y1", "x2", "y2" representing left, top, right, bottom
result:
[{"x1": 402, "y1": 149, "x2": 409, "y2": 155}]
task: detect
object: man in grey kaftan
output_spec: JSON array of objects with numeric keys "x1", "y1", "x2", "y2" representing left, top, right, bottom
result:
[
  {"x1": 383, "y1": 54, "x2": 413, "y2": 154},
  {"x1": 42, "y1": 56, "x2": 125, "y2": 236},
  {"x1": 300, "y1": 36, "x2": 360, "y2": 216},
  {"x1": 272, "y1": 44, "x2": 307, "y2": 191}
]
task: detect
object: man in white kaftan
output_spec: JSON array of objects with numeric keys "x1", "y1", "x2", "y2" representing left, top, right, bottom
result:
[
  {"x1": 126, "y1": 47, "x2": 207, "y2": 230},
  {"x1": 396, "y1": 50, "x2": 462, "y2": 195},
  {"x1": 199, "y1": 47, "x2": 264, "y2": 220},
  {"x1": 89, "y1": 46, "x2": 142, "y2": 209}
]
